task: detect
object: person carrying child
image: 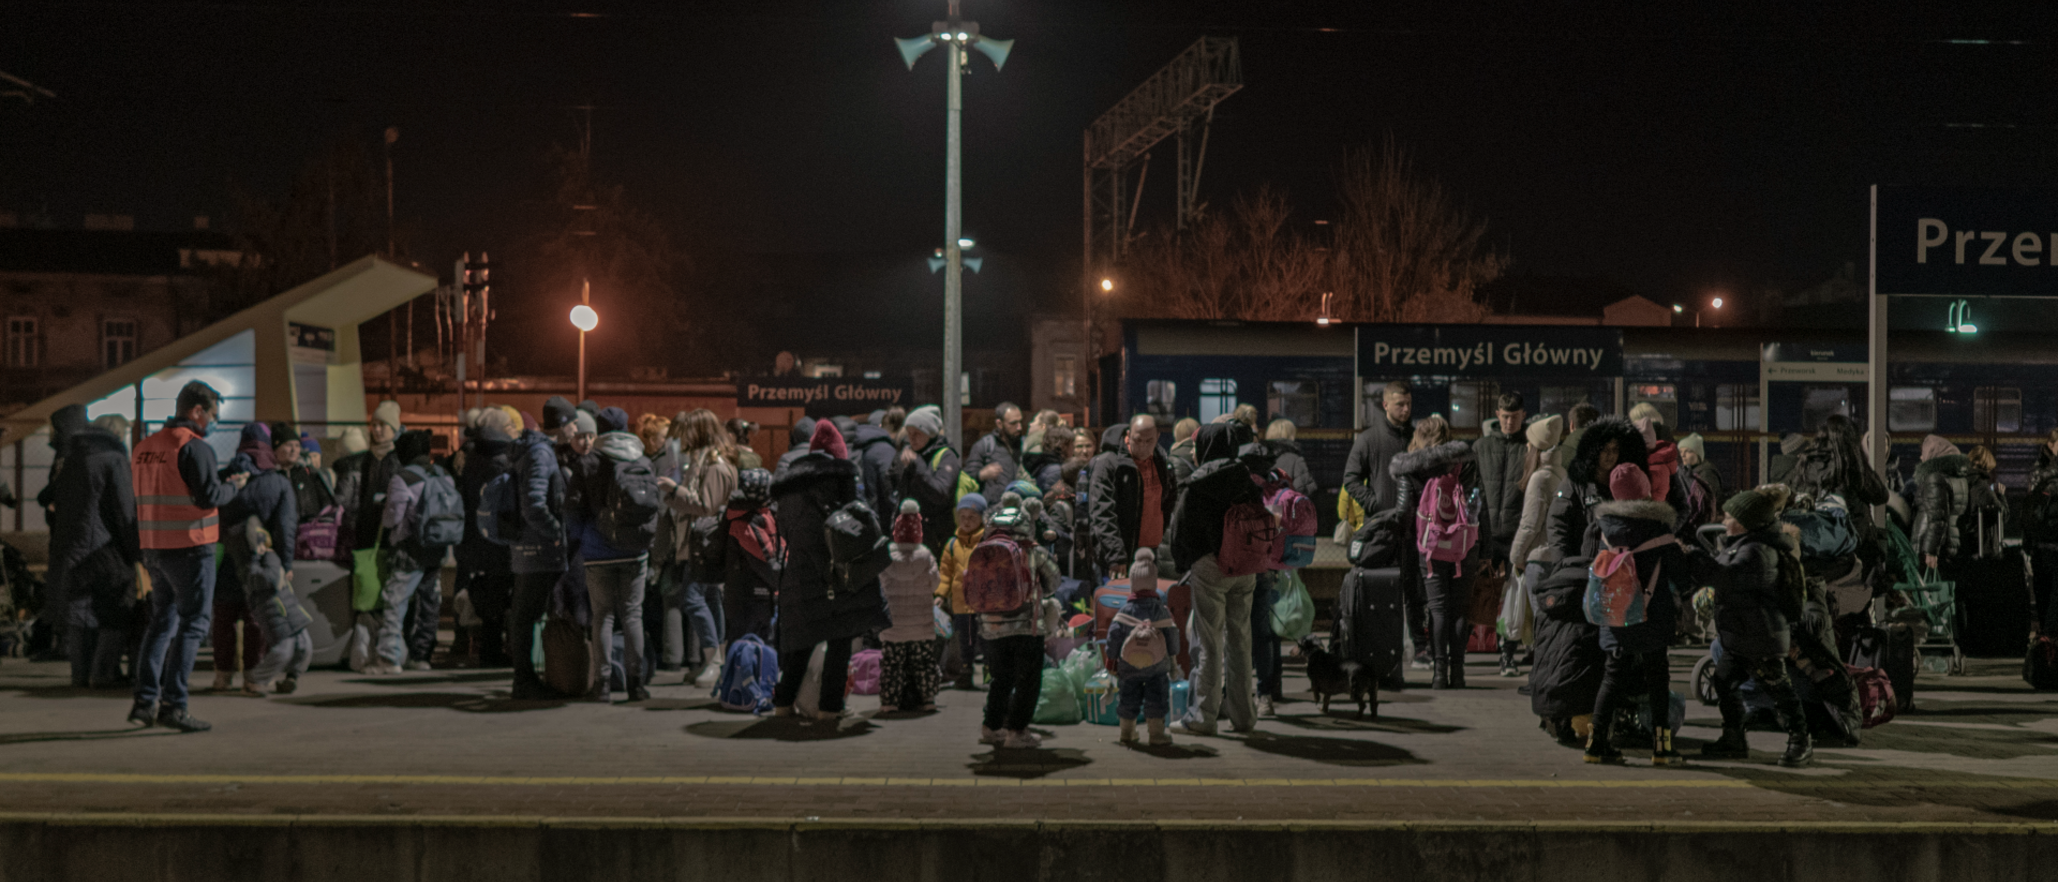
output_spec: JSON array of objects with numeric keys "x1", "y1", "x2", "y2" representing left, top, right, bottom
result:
[
  {"x1": 1106, "y1": 546, "x2": 1182, "y2": 746},
  {"x1": 233, "y1": 516, "x2": 314, "y2": 694},
  {"x1": 880, "y1": 499, "x2": 941, "y2": 712}
]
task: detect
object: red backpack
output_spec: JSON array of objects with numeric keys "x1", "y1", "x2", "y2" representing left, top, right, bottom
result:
[
  {"x1": 1218, "y1": 501, "x2": 1282, "y2": 576},
  {"x1": 963, "y1": 532, "x2": 1036, "y2": 615}
]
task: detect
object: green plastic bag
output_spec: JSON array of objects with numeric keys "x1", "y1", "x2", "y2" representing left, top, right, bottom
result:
[
  {"x1": 1058, "y1": 641, "x2": 1104, "y2": 691},
  {"x1": 1032, "y1": 663, "x2": 1082, "y2": 724},
  {"x1": 1269, "y1": 570, "x2": 1315, "y2": 642},
  {"x1": 350, "y1": 531, "x2": 386, "y2": 613}
]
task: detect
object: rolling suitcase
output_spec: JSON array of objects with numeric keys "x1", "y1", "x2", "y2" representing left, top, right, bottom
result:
[
  {"x1": 1335, "y1": 566, "x2": 1406, "y2": 681},
  {"x1": 1848, "y1": 623, "x2": 1917, "y2": 713},
  {"x1": 1951, "y1": 550, "x2": 2032, "y2": 659}
]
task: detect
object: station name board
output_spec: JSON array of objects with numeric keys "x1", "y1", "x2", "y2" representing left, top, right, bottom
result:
[
  {"x1": 740, "y1": 377, "x2": 913, "y2": 416},
  {"x1": 1876, "y1": 185, "x2": 2058, "y2": 297},
  {"x1": 1357, "y1": 327, "x2": 1623, "y2": 377}
]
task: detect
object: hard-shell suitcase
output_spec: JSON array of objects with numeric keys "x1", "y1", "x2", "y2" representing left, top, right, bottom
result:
[
  {"x1": 1335, "y1": 566, "x2": 1406, "y2": 681},
  {"x1": 1950, "y1": 551, "x2": 2032, "y2": 659}
]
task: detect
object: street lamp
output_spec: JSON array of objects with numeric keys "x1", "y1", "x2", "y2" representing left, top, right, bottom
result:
[
  {"x1": 898, "y1": 1, "x2": 1012, "y2": 451},
  {"x1": 570, "y1": 280, "x2": 597, "y2": 403},
  {"x1": 1673, "y1": 294, "x2": 1726, "y2": 328}
]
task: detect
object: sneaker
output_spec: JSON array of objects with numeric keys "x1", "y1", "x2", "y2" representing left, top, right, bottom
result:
[
  {"x1": 979, "y1": 725, "x2": 1006, "y2": 745},
  {"x1": 1410, "y1": 651, "x2": 1431, "y2": 671},
  {"x1": 1257, "y1": 696, "x2": 1276, "y2": 718},
  {"x1": 274, "y1": 677, "x2": 298, "y2": 695},
  {"x1": 404, "y1": 660, "x2": 432, "y2": 672},
  {"x1": 1002, "y1": 729, "x2": 1043, "y2": 749},
  {"x1": 1498, "y1": 665, "x2": 1520, "y2": 678},
  {"x1": 127, "y1": 701, "x2": 156, "y2": 728},
  {"x1": 1171, "y1": 720, "x2": 1219, "y2": 738},
  {"x1": 627, "y1": 685, "x2": 652, "y2": 702},
  {"x1": 156, "y1": 706, "x2": 212, "y2": 733}
]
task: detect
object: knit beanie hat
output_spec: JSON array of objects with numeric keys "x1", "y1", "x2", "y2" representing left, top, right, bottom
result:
[
  {"x1": 579, "y1": 400, "x2": 600, "y2": 416},
  {"x1": 1006, "y1": 478, "x2": 1043, "y2": 500},
  {"x1": 542, "y1": 396, "x2": 579, "y2": 431},
  {"x1": 394, "y1": 429, "x2": 434, "y2": 464},
  {"x1": 299, "y1": 432, "x2": 320, "y2": 454},
  {"x1": 1130, "y1": 547, "x2": 1159, "y2": 595},
  {"x1": 732, "y1": 468, "x2": 773, "y2": 506},
  {"x1": 904, "y1": 406, "x2": 943, "y2": 441},
  {"x1": 955, "y1": 493, "x2": 987, "y2": 513},
  {"x1": 338, "y1": 426, "x2": 369, "y2": 455},
  {"x1": 1678, "y1": 433, "x2": 1706, "y2": 461},
  {"x1": 372, "y1": 400, "x2": 404, "y2": 434},
  {"x1": 1524, "y1": 414, "x2": 1565, "y2": 450},
  {"x1": 595, "y1": 406, "x2": 630, "y2": 434},
  {"x1": 1724, "y1": 489, "x2": 1779, "y2": 531},
  {"x1": 572, "y1": 411, "x2": 597, "y2": 436},
  {"x1": 1608, "y1": 462, "x2": 1652, "y2": 502},
  {"x1": 809, "y1": 419, "x2": 848, "y2": 460},
  {"x1": 892, "y1": 499, "x2": 924, "y2": 544}
]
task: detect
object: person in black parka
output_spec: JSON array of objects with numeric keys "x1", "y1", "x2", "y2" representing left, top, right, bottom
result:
[
  {"x1": 1531, "y1": 416, "x2": 1649, "y2": 744},
  {"x1": 48, "y1": 404, "x2": 140, "y2": 688},
  {"x1": 1699, "y1": 489, "x2": 1812, "y2": 768},
  {"x1": 457, "y1": 421, "x2": 517, "y2": 666},
  {"x1": 212, "y1": 423, "x2": 297, "y2": 693},
  {"x1": 770, "y1": 421, "x2": 891, "y2": 719}
]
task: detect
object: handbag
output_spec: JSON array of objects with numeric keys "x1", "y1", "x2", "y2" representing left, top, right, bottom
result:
[{"x1": 349, "y1": 528, "x2": 386, "y2": 613}]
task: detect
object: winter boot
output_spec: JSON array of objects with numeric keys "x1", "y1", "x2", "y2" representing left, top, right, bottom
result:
[
  {"x1": 210, "y1": 670, "x2": 234, "y2": 692},
  {"x1": 1584, "y1": 726, "x2": 1624, "y2": 764},
  {"x1": 1446, "y1": 653, "x2": 1466, "y2": 689},
  {"x1": 1780, "y1": 726, "x2": 1814, "y2": 768},
  {"x1": 693, "y1": 647, "x2": 722, "y2": 689},
  {"x1": 1119, "y1": 717, "x2": 1138, "y2": 744},
  {"x1": 1430, "y1": 659, "x2": 1450, "y2": 690},
  {"x1": 1146, "y1": 716, "x2": 1173, "y2": 746},
  {"x1": 1498, "y1": 642, "x2": 1519, "y2": 677},
  {"x1": 1701, "y1": 694, "x2": 1751, "y2": 759},
  {"x1": 1651, "y1": 728, "x2": 1684, "y2": 766}
]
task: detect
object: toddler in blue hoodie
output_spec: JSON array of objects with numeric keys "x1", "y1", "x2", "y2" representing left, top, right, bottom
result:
[{"x1": 1105, "y1": 547, "x2": 1182, "y2": 746}]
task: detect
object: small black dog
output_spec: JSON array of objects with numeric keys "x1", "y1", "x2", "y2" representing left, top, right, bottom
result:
[{"x1": 1300, "y1": 635, "x2": 1376, "y2": 718}]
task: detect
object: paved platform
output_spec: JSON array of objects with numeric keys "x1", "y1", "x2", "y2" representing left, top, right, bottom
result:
[{"x1": 2, "y1": 649, "x2": 2055, "y2": 827}]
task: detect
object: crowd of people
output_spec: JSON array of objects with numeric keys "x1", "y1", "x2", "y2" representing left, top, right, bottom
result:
[{"x1": 27, "y1": 376, "x2": 2056, "y2": 765}]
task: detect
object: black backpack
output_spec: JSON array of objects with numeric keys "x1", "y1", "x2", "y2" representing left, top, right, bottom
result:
[
  {"x1": 597, "y1": 457, "x2": 664, "y2": 552},
  {"x1": 689, "y1": 514, "x2": 728, "y2": 582},
  {"x1": 822, "y1": 499, "x2": 891, "y2": 597}
]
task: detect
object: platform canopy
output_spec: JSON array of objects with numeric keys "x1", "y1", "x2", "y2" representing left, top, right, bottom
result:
[{"x1": 0, "y1": 254, "x2": 437, "y2": 452}]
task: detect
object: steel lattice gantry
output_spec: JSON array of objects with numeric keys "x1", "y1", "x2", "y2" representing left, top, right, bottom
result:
[{"x1": 1082, "y1": 36, "x2": 1242, "y2": 269}]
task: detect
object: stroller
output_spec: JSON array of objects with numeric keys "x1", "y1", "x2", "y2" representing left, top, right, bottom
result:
[{"x1": 1881, "y1": 520, "x2": 1964, "y2": 675}]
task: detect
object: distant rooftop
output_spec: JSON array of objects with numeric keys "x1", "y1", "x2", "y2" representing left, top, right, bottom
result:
[{"x1": 0, "y1": 228, "x2": 242, "y2": 276}]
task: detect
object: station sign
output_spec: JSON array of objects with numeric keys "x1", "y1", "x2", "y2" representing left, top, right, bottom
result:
[
  {"x1": 740, "y1": 376, "x2": 914, "y2": 416},
  {"x1": 1875, "y1": 186, "x2": 2058, "y2": 297},
  {"x1": 1356, "y1": 326, "x2": 1622, "y2": 377},
  {"x1": 1760, "y1": 342, "x2": 1866, "y2": 381}
]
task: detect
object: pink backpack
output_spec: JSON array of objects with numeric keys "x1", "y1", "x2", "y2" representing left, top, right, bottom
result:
[
  {"x1": 1218, "y1": 501, "x2": 1282, "y2": 576},
  {"x1": 963, "y1": 533, "x2": 1035, "y2": 614},
  {"x1": 1261, "y1": 481, "x2": 1318, "y2": 570},
  {"x1": 1847, "y1": 665, "x2": 1897, "y2": 728},
  {"x1": 1414, "y1": 473, "x2": 1478, "y2": 573},
  {"x1": 845, "y1": 648, "x2": 882, "y2": 696}
]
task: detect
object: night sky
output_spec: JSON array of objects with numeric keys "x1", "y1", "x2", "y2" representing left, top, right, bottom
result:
[{"x1": 5, "y1": 1, "x2": 2057, "y2": 319}]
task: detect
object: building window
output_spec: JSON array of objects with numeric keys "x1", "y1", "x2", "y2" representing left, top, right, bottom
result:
[
  {"x1": 1975, "y1": 386, "x2": 2022, "y2": 434},
  {"x1": 1268, "y1": 380, "x2": 1319, "y2": 428},
  {"x1": 1629, "y1": 383, "x2": 1678, "y2": 428},
  {"x1": 961, "y1": 371, "x2": 972, "y2": 407},
  {"x1": 1801, "y1": 385, "x2": 1851, "y2": 432},
  {"x1": 103, "y1": 320, "x2": 138, "y2": 368},
  {"x1": 1199, "y1": 378, "x2": 1238, "y2": 424},
  {"x1": 1053, "y1": 355, "x2": 1078, "y2": 399},
  {"x1": 1540, "y1": 385, "x2": 1591, "y2": 418},
  {"x1": 1146, "y1": 380, "x2": 1178, "y2": 421},
  {"x1": 1448, "y1": 380, "x2": 1497, "y2": 430},
  {"x1": 6, "y1": 317, "x2": 38, "y2": 368},
  {"x1": 1888, "y1": 386, "x2": 1936, "y2": 433},
  {"x1": 1714, "y1": 384, "x2": 1761, "y2": 431}
]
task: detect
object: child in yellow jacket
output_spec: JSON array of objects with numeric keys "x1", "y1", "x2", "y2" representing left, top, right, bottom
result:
[{"x1": 935, "y1": 494, "x2": 987, "y2": 689}]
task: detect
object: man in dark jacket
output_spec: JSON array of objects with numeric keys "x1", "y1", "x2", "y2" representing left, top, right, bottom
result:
[
  {"x1": 129, "y1": 381, "x2": 248, "y2": 732},
  {"x1": 458, "y1": 420, "x2": 517, "y2": 666},
  {"x1": 963, "y1": 402, "x2": 1025, "y2": 504},
  {"x1": 508, "y1": 396, "x2": 577, "y2": 699},
  {"x1": 48, "y1": 404, "x2": 140, "y2": 688},
  {"x1": 212, "y1": 423, "x2": 298, "y2": 692},
  {"x1": 1342, "y1": 381, "x2": 1414, "y2": 516},
  {"x1": 1700, "y1": 489, "x2": 1811, "y2": 767},
  {"x1": 774, "y1": 417, "x2": 817, "y2": 476},
  {"x1": 1088, "y1": 415, "x2": 1176, "y2": 579},
  {"x1": 1168, "y1": 422, "x2": 1263, "y2": 737},
  {"x1": 894, "y1": 406, "x2": 960, "y2": 554},
  {"x1": 847, "y1": 420, "x2": 900, "y2": 523},
  {"x1": 1472, "y1": 392, "x2": 1529, "y2": 562}
]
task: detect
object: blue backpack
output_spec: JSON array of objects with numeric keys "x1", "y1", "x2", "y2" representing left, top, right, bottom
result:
[
  {"x1": 713, "y1": 633, "x2": 780, "y2": 714},
  {"x1": 477, "y1": 471, "x2": 521, "y2": 546}
]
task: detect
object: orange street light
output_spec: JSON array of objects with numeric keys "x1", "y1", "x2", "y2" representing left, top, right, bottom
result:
[{"x1": 571, "y1": 281, "x2": 597, "y2": 401}]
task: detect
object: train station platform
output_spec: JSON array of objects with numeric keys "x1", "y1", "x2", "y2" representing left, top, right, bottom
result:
[{"x1": 1, "y1": 652, "x2": 2054, "y2": 880}]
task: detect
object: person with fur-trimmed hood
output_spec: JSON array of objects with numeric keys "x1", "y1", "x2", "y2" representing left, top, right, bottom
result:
[
  {"x1": 1546, "y1": 416, "x2": 1651, "y2": 560},
  {"x1": 1388, "y1": 415, "x2": 1480, "y2": 689},
  {"x1": 1584, "y1": 464, "x2": 1692, "y2": 766}
]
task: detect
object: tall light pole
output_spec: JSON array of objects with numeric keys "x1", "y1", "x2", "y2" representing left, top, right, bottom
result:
[
  {"x1": 570, "y1": 280, "x2": 597, "y2": 403},
  {"x1": 898, "y1": 3, "x2": 1011, "y2": 451}
]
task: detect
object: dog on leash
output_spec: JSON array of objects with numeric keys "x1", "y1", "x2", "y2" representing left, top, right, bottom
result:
[{"x1": 1300, "y1": 635, "x2": 1376, "y2": 718}]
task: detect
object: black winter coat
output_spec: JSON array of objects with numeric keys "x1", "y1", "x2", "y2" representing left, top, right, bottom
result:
[
  {"x1": 219, "y1": 455, "x2": 297, "y2": 603},
  {"x1": 847, "y1": 424, "x2": 900, "y2": 523},
  {"x1": 458, "y1": 427, "x2": 516, "y2": 577},
  {"x1": 1703, "y1": 526, "x2": 1794, "y2": 659},
  {"x1": 1342, "y1": 418, "x2": 1412, "y2": 517},
  {"x1": 1472, "y1": 422, "x2": 1529, "y2": 556},
  {"x1": 1913, "y1": 454, "x2": 1971, "y2": 559},
  {"x1": 336, "y1": 449, "x2": 399, "y2": 551},
  {"x1": 1088, "y1": 424, "x2": 1177, "y2": 572},
  {"x1": 1528, "y1": 555, "x2": 1604, "y2": 719},
  {"x1": 1545, "y1": 417, "x2": 1652, "y2": 561},
  {"x1": 49, "y1": 425, "x2": 139, "y2": 575},
  {"x1": 1168, "y1": 423, "x2": 1261, "y2": 572},
  {"x1": 771, "y1": 453, "x2": 892, "y2": 654},
  {"x1": 895, "y1": 436, "x2": 962, "y2": 554},
  {"x1": 1261, "y1": 439, "x2": 1319, "y2": 500},
  {"x1": 1594, "y1": 499, "x2": 1689, "y2": 654},
  {"x1": 963, "y1": 430, "x2": 1023, "y2": 505}
]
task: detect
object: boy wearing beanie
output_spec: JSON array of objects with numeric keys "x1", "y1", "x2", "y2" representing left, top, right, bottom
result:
[
  {"x1": 935, "y1": 494, "x2": 988, "y2": 689},
  {"x1": 1700, "y1": 489, "x2": 1812, "y2": 767},
  {"x1": 1584, "y1": 464, "x2": 1691, "y2": 766},
  {"x1": 879, "y1": 500, "x2": 941, "y2": 712},
  {"x1": 1106, "y1": 547, "x2": 1182, "y2": 746}
]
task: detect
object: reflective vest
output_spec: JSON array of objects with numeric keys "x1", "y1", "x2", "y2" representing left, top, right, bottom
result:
[{"x1": 134, "y1": 425, "x2": 217, "y2": 549}]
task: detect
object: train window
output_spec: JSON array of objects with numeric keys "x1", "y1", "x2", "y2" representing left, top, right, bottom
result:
[
  {"x1": 1975, "y1": 387, "x2": 2022, "y2": 434},
  {"x1": 1888, "y1": 386, "x2": 1937, "y2": 433},
  {"x1": 1268, "y1": 380, "x2": 1319, "y2": 428},
  {"x1": 1714, "y1": 384, "x2": 1760, "y2": 431},
  {"x1": 1539, "y1": 386, "x2": 1590, "y2": 418},
  {"x1": 1629, "y1": 384, "x2": 1678, "y2": 428},
  {"x1": 1199, "y1": 378, "x2": 1238, "y2": 423},
  {"x1": 1146, "y1": 380, "x2": 1178, "y2": 421},
  {"x1": 1448, "y1": 381, "x2": 1496, "y2": 430},
  {"x1": 1800, "y1": 386, "x2": 1850, "y2": 432}
]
